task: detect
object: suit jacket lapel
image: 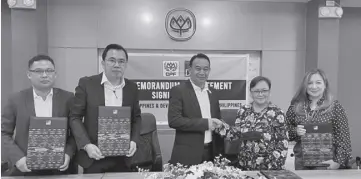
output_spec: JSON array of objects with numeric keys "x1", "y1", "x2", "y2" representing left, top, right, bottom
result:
[
  {"x1": 25, "y1": 88, "x2": 36, "y2": 117},
  {"x1": 122, "y1": 80, "x2": 130, "y2": 107},
  {"x1": 185, "y1": 80, "x2": 202, "y2": 118},
  {"x1": 207, "y1": 90, "x2": 216, "y2": 118},
  {"x1": 52, "y1": 88, "x2": 60, "y2": 117},
  {"x1": 94, "y1": 73, "x2": 105, "y2": 106},
  {"x1": 98, "y1": 85, "x2": 105, "y2": 106}
]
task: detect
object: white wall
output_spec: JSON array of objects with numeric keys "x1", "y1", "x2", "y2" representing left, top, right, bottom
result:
[
  {"x1": 47, "y1": 0, "x2": 306, "y2": 111},
  {"x1": 338, "y1": 7, "x2": 361, "y2": 159},
  {"x1": 47, "y1": 0, "x2": 307, "y2": 165}
]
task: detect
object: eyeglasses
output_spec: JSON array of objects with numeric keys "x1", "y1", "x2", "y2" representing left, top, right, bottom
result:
[
  {"x1": 105, "y1": 59, "x2": 127, "y2": 66},
  {"x1": 29, "y1": 69, "x2": 55, "y2": 75},
  {"x1": 194, "y1": 67, "x2": 210, "y2": 73},
  {"x1": 251, "y1": 89, "x2": 270, "y2": 95}
]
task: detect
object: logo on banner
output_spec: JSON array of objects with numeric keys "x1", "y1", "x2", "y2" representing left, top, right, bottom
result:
[
  {"x1": 165, "y1": 8, "x2": 196, "y2": 41},
  {"x1": 184, "y1": 60, "x2": 190, "y2": 77},
  {"x1": 163, "y1": 61, "x2": 179, "y2": 77}
]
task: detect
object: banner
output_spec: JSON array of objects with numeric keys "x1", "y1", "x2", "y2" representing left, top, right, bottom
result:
[
  {"x1": 98, "y1": 52, "x2": 260, "y2": 124},
  {"x1": 135, "y1": 80, "x2": 246, "y2": 100}
]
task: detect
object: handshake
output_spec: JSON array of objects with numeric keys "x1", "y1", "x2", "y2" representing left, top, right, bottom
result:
[{"x1": 208, "y1": 118, "x2": 229, "y2": 131}]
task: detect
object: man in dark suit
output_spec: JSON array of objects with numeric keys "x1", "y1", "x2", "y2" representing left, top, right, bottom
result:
[
  {"x1": 1, "y1": 55, "x2": 77, "y2": 176},
  {"x1": 69, "y1": 44, "x2": 141, "y2": 173},
  {"x1": 168, "y1": 53, "x2": 225, "y2": 166}
]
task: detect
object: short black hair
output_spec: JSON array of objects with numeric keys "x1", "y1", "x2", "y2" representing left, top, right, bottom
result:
[
  {"x1": 28, "y1": 55, "x2": 55, "y2": 69},
  {"x1": 189, "y1": 53, "x2": 210, "y2": 67},
  {"x1": 250, "y1": 76, "x2": 272, "y2": 90},
  {"x1": 102, "y1": 44, "x2": 129, "y2": 61}
]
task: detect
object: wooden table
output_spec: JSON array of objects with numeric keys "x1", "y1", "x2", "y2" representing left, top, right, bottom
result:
[{"x1": 2, "y1": 170, "x2": 361, "y2": 179}]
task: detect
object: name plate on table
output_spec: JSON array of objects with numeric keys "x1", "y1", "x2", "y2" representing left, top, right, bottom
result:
[
  {"x1": 261, "y1": 170, "x2": 303, "y2": 179},
  {"x1": 26, "y1": 117, "x2": 67, "y2": 170},
  {"x1": 98, "y1": 106, "x2": 131, "y2": 156},
  {"x1": 301, "y1": 123, "x2": 333, "y2": 167}
]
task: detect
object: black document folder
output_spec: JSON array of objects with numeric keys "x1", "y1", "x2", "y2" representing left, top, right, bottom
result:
[
  {"x1": 26, "y1": 117, "x2": 67, "y2": 170},
  {"x1": 301, "y1": 123, "x2": 333, "y2": 167},
  {"x1": 97, "y1": 106, "x2": 131, "y2": 156}
]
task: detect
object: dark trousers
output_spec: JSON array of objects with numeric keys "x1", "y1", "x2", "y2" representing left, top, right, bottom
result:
[
  {"x1": 83, "y1": 156, "x2": 130, "y2": 174},
  {"x1": 202, "y1": 143, "x2": 213, "y2": 162}
]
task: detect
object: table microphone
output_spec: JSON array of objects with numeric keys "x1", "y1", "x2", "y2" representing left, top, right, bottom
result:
[{"x1": 356, "y1": 156, "x2": 360, "y2": 170}]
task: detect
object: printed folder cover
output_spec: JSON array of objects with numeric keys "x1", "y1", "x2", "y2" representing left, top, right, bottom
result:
[
  {"x1": 98, "y1": 106, "x2": 131, "y2": 156},
  {"x1": 301, "y1": 123, "x2": 333, "y2": 167},
  {"x1": 26, "y1": 117, "x2": 67, "y2": 170}
]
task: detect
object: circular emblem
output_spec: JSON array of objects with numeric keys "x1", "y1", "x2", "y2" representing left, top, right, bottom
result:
[
  {"x1": 319, "y1": 7, "x2": 330, "y2": 16},
  {"x1": 23, "y1": 0, "x2": 35, "y2": 6},
  {"x1": 7, "y1": 0, "x2": 17, "y2": 7},
  {"x1": 164, "y1": 62, "x2": 178, "y2": 72},
  {"x1": 335, "y1": 7, "x2": 343, "y2": 17},
  {"x1": 165, "y1": 8, "x2": 196, "y2": 41}
]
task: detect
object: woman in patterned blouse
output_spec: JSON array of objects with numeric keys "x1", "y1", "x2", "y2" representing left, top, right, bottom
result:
[
  {"x1": 286, "y1": 69, "x2": 352, "y2": 170},
  {"x1": 216, "y1": 76, "x2": 288, "y2": 170}
]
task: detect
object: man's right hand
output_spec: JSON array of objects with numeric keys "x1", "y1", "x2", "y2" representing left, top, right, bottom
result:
[
  {"x1": 84, "y1": 144, "x2": 105, "y2": 160},
  {"x1": 15, "y1": 157, "x2": 31, "y2": 172},
  {"x1": 208, "y1": 118, "x2": 224, "y2": 130}
]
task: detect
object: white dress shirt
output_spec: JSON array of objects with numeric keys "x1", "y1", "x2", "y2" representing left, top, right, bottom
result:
[
  {"x1": 33, "y1": 88, "x2": 53, "y2": 117},
  {"x1": 190, "y1": 80, "x2": 212, "y2": 144},
  {"x1": 101, "y1": 73, "x2": 125, "y2": 107}
]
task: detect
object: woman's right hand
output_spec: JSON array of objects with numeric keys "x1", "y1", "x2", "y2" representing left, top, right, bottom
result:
[{"x1": 296, "y1": 125, "x2": 306, "y2": 136}]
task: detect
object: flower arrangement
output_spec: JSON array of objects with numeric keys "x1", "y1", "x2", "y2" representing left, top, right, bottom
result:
[{"x1": 138, "y1": 156, "x2": 255, "y2": 179}]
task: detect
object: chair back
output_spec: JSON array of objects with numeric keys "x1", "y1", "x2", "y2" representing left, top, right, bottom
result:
[{"x1": 131, "y1": 113, "x2": 163, "y2": 171}]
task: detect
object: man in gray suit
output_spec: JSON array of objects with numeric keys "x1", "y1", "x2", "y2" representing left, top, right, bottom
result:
[
  {"x1": 168, "y1": 53, "x2": 224, "y2": 166},
  {"x1": 1, "y1": 55, "x2": 77, "y2": 176}
]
